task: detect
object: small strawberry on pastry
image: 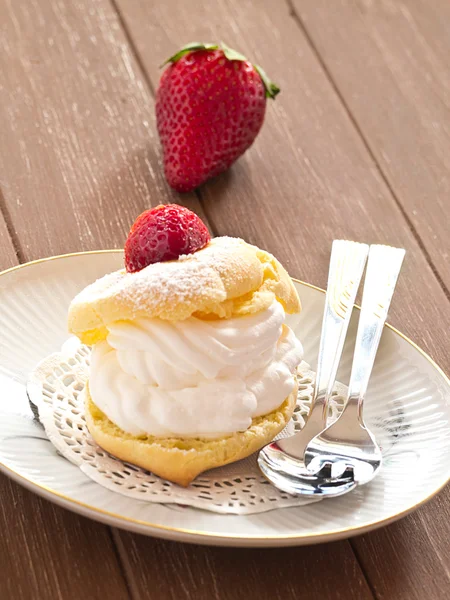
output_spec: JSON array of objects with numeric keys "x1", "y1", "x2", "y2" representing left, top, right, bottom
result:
[{"x1": 125, "y1": 204, "x2": 210, "y2": 272}]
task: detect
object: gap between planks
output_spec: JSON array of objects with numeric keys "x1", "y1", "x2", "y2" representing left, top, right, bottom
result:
[
  {"x1": 110, "y1": 0, "x2": 156, "y2": 98},
  {"x1": 0, "y1": 187, "x2": 26, "y2": 264},
  {"x1": 350, "y1": 539, "x2": 380, "y2": 600},
  {"x1": 109, "y1": 528, "x2": 138, "y2": 600},
  {"x1": 285, "y1": 0, "x2": 450, "y2": 304}
]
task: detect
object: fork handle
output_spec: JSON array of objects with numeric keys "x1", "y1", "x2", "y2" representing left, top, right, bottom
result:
[
  {"x1": 307, "y1": 240, "x2": 368, "y2": 429},
  {"x1": 345, "y1": 245, "x2": 405, "y2": 418}
]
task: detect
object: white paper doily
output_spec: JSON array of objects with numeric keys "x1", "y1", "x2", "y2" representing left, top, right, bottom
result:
[{"x1": 28, "y1": 339, "x2": 347, "y2": 514}]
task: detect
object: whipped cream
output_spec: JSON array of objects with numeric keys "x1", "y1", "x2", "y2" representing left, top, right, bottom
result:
[{"x1": 89, "y1": 300, "x2": 303, "y2": 438}]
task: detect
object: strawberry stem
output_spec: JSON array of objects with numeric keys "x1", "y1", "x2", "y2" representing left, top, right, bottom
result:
[
  {"x1": 219, "y1": 42, "x2": 247, "y2": 62},
  {"x1": 161, "y1": 42, "x2": 219, "y2": 66},
  {"x1": 162, "y1": 42, "x2": 280, "y2": 99},
  {"x1": 254, "y1": 65, "x2": 280, "y2": 99}
]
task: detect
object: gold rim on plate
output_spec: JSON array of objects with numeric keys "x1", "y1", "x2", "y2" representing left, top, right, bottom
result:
[{"x1": 0, "y1": 250, "x2": 449, "y2": 544}]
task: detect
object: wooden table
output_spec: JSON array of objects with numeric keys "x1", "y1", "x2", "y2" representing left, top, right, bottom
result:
[{"x1": 1, "y1": 1, "x2": 449, "y2": 598}]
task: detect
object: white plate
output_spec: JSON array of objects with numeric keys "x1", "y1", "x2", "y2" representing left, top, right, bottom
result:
[{"x1": 0, "y1": 251, "x2": 449, "y2": 547}]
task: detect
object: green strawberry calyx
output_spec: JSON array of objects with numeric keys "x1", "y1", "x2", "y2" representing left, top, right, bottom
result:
[{"x1": 161, "y1": 42, "x2": 280, "y2": 99}]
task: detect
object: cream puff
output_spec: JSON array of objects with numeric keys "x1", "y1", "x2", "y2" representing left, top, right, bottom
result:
[{"x1": 68, "y1": 205, "x2": 303, "y2": 486}]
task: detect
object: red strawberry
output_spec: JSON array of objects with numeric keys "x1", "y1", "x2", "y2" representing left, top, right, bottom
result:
[
  {"x1": 156, "y1": 42, "x2": 279, "y2": 193},
  {"x1": 124, "y1": 204, "x2": 210, "y2": 272}
]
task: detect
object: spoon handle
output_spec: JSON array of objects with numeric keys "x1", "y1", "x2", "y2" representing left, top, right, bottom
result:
[
  {"x1": 308, "y1": 240, "x2": 369, "y2": 426},
  {"x1": 277, "y1": 240, "x2": 367, "y2": 459},
  {"x1": 345, "y1": 244, "x2": 405, "y2": 419}
]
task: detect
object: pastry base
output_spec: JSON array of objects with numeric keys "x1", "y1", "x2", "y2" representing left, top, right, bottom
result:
[{"x1": 84, "y1": 379, "x2": 298, "y2": 487}]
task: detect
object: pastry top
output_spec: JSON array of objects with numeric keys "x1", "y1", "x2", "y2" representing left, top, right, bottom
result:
[{"x1": 68, "y1": 237, "x2": 301, "y2": 345}]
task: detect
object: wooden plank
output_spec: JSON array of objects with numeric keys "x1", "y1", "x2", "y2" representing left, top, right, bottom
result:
[
  {"x1": 0, "y1": 478, "x2": 130, "y2": 600},
  {"x1": 291, "y1": 0, "x2": 450, "y2": 291},
  {"x1": 111, "y1": 0, "x2": 450, "y2": 598},
  {"x1": 0, "y1": 0, "x2": 202, "y2": 260},
  {"x1": 114, "y1": 533, "x2": 373, "y2": 600}
]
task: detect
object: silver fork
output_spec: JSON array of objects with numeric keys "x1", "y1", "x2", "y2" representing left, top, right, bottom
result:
[
  {"x1": 305, "y1": 244, "x2": 405, "y2": 484},
  {"x1": 258, "y1": 240, "x2": 368, "y2": 496}
]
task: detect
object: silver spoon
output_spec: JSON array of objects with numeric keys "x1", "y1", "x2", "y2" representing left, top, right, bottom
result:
[
  {"x1": 305, "y1": 244, "x2": 405, "y2": 484},
  {"x1": 258, "y1": 460, "x2": 357, "y2": 497},
  {"x1": 258, "y1": 240, "x2": 369, "y2": 496}
]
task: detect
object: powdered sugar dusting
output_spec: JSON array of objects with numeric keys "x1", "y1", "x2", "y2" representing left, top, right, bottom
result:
[
  {"x1": 117, "y1": 259, "x2": 222, "y2": 305},
  {"x1": 178, "y1": 236, "x2": 245, "y2": 263},
  {"x1": 180, "y1": 236, "x2": 259, "y2": 286},
  {"x1": 70, "y1": 238, "x2": 256, "y2": 320}
]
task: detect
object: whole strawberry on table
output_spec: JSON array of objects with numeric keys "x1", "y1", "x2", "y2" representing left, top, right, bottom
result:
[{"x1": 156, "y1": 42, "x2": 279, "y2": 193}]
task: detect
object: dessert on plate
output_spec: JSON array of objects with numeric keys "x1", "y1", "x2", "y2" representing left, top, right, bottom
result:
[{"x1": 68, "y1": 205, "x2": 303, "y2": 486}]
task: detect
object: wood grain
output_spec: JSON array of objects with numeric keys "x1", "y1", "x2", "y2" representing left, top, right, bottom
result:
[
  {"x1": 114, "y1": 533, "x2": 373, "y2": 600},
  {"x1": 291, "y1": 0, "x2": 450, "y2": 292},
  {"x1": 112, "y1": 0, "x2": 450, "y2": 598},
  {"x1": 0, "y1": 478, "x2": 130, "y2": 600},
  {"x1": 0, "y1": 0, "x2": 202, "y2": 260},
  {"x1": 353, "y1": 492, "x2": 450, "y2": 600}
]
